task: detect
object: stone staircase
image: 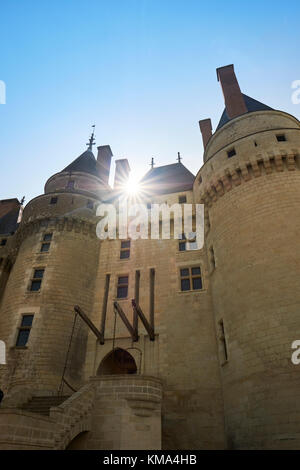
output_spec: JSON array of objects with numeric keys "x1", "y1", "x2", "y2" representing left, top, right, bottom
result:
[{"x1": 20, "y1": 395, "x2": 69, "y2": 416}]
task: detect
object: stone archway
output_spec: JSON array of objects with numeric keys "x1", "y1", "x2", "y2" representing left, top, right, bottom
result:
[
  {"x1": 65, "y1": 431, "x2": 89, "y2": 450},
  {"x1": 97, "y1": 348, "x2": 137, "y2": 375}
]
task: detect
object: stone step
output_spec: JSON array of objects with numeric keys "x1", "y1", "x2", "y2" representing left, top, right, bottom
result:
[{"x1": 20, "y1": 395, "x2": 69, "y2": 416}]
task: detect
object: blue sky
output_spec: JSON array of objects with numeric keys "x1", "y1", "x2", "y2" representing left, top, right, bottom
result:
[{"x1": 1, "y1": 0, "x2": 300, "y2": 203}]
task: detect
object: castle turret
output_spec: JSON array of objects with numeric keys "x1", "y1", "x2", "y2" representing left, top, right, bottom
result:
[
  {"x1": 0, "y1": 138, "x2": 112, "y2": 404},
  {"x1": 194, "y1": 64, "x2": 300, "y2": 449}
]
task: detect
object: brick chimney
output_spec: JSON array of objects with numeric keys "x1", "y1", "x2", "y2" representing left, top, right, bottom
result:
[
  {"x1": 199, "y1": 119, "x2": 212, "y2": 149},
  {"x1": 114, "y1": 159, "x2": 130, "y2": 189},
  {"x1": 97, "y1": 145, "x2": 113, "y2": 185},
  {"x1": 216, "y1": 64, "x2": 247, "y2": 119}
]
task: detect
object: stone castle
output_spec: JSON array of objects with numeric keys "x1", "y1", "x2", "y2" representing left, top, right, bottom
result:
[{"x1": 0, "y1": 64, "x2": 300, "y2": 450}]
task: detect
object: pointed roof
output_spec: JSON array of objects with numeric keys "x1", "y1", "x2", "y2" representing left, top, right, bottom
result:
[
  {"x1": 139, "y1": 162, "x2": 195, "y2": 195},
  {"x1": 62, "y1": 149, "x2": 99, "y2": 177},
  {"x1": 216, "y1": 94, "x2": 273, "y2": 130}
]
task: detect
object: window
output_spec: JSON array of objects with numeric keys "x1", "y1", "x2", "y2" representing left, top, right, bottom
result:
[
  {"x1": 117, "y1": 276, "x2": 128, "y2": 298},
  {"x1": 180, "y1": 267, "x2": 202, "y2": 291},
  {"x1": 179, "y1": 234, "x2": 187, "y2": 251},
  {"x1": 41, "y1": 243, "x2": 50, "y2": 253},
  {"x1": 16, "y1": 315, "x2": 34, "y2": 347},
  {"x1": 0, "y1": 239, "x2": 7, "y2": 246},
  {"x1": 50, "y1": 197, "x2": 58, "y2": 205},
  {"x1": 87, "y1": 200, "x2": 94, "y2": 209},
  {"x1": 40, "y1": 233, "x2": 52, "y2": 253},
  {"x1": 120, "y1": 240, "x2": 130, "y2": 259},
  {"x1": 146, "y1": 202, "x2": 152, "y2": 210},
  {"x1": 43, "y1": 233, "x2": 52, "y2": 242},
  {"x1": 276, "y1": 134, "x2": 286, "y2": 142},
  {"x1": 30, "y1": 268, "x2": 45, "y2": 292},
  {"x1": 66, "y1": 180, "x2": 75, "y2": 190},
  {"x1": 227, "y1": 148, "x2": 236, "y2": 158},
  {"x1": 179, "y1": 195, "x2": 187, "y2": 204},
  {"x1": 209, "y1": 246, "x2": 216, "y2": 270},
  {"x1": 218, "y1": 319, "x2": 228, "y2": 363},
  {"x1": 178, "y1": 233, "x2": 198, "y2": 251}
]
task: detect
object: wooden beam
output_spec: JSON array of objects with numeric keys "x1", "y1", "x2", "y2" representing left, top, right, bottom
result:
[
  {"x1": 74, "y1": 305, "x2": 104, "y2": 344},
  {"x1": 113, "y1": 302, "x2": 138, "y2": 342},
  {"x1": 132, "y1": 299, "x2": 155, "y2": 341}
]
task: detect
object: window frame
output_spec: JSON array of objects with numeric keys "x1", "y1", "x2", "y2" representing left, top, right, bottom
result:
[
  {"x1": 120, "y1": 240, "x2": 131, "y2": 260},
  {"x1": 29, "y1": 268, "x2": 45, "y2": 292},
  {"x1": 40, "y1": 233, "x2": 52, "y2": 253},
  {"x1": 179, "y1": 266, "x2": 202, "y2": 292},
  {"x1": 16, "y1": 314, "x2": 34, "y2": 348},
  {"x1": 116, "y1": 275, "x2": 129, "y2": 299}
]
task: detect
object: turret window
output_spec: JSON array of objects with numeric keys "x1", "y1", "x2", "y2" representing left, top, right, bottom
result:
[
  {"x1": 218, "y1": 319, "x2": 228, "y2": 364},
  {"x1": 50, "y1": 197, "x2": 58, "y2": 205},
  {"x1": 41, "y1": 233, "x2": 52, "y2": 253},
  {"x1": 30, "y1": 269, "x2": 45, "y2": 292},
  {"x1": 276, "y1": 134, "x2": 286, "y2": 142},
  {"x1": 179, "y1": 195, "x2": 187, "y2": 204},
  {"x1": 227, "y1": 148, "x2": 236, "y2": 158},
  {"x1": 66, "y1": 180, "x2": 75, "y2": 190},
  {"x1": 16, "y1": 315, "x2": 34, "y2": 347}
]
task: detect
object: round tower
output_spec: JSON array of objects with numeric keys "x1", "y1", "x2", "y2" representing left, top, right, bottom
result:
[
  {"x1": 195, "y1": 65, "x2": 300, "y2": 449},
  {"x1": 0, "y1": 139, "x2": 113, "y2": 404}
]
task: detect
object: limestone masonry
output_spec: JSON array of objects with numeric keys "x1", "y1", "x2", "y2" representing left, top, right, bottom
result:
[{"x1": 0, "y1": 64, "x2": 300, "y2": 449}]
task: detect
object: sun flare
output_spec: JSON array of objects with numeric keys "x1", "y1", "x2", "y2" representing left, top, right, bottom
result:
[{"x1": 125, "y1": 175, "x2": 141, "y2": 195}]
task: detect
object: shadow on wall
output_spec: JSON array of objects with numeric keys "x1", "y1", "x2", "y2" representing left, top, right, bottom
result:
[{"x1": 97, "y1": 348, "x2": 137, "y2": 375}]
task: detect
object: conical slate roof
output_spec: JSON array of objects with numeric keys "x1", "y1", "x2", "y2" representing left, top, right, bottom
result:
[
  {"x1": 62, "y1": 149, "x2": 99, "y2": 177},
  {"x1": 139, "y1": 162, "x2": 195, "y2": 195},
  {"x1": 216, "y1": 94, "x2": 273, "y2": 130}
]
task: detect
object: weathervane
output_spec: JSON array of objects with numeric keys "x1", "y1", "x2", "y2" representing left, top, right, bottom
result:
[
  {"x1": 86, "y1": 124, "x2": 96, "y2": 150},
  {"x1": 177, "y1": 152, "x2": 182, "y2": 163}
]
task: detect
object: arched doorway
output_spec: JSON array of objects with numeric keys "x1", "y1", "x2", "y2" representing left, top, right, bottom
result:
[
  {"x1": 66, "y1": 431, "x2": 89, "y2": 450},
  {"x1": 97, "y1": 348, "x2": 137, "y2": 375}
]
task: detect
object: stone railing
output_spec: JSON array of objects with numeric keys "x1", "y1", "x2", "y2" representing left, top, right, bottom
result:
[{"x1": 50, "y1": 382, "x2": 95, "y2": 450}]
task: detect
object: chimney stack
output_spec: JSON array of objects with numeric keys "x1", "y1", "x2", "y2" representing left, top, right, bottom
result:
[
  {"x1": 216, "y1": 64, "x2": 247, "y2": 119},
  {"x1": 97, "y1": 145, "x2": 113, "y2": 185},
  {"x1": 199, "y1": 118, "x2": 212, "y2": 149},
  {"x1": 114, "y1": 159, "x2": 130, "y2": 189}
]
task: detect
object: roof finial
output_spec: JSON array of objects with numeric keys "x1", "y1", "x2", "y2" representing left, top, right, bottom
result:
[
  {"x1": 150, "y1": 157, "x2": 155, "y2": 169},
  {"x1": 86, "y1": 124, "x2": 96, "y2": 151},
  {"x1": 177, "y1": 152, "x2": 182, "y2": 163}
]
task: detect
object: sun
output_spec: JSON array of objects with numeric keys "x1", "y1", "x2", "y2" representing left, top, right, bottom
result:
[{"x1": 125, "y1": 175, "x2": 141, "y2": 195}]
